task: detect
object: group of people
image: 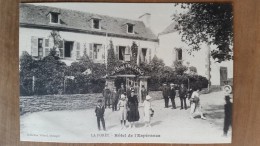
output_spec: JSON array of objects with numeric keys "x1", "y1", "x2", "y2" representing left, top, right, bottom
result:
[
  {"x1": 162, "y1": 82, "x2": 206, "y2": 119},
  {"x1": 95, "y1": 82, "x2": 232, "y2": 137},
  {"x1": 95, "y1": 83, "x2": 153, "y2": 131}
]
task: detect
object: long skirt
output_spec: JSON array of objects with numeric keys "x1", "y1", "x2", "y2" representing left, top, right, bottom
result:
[{"x1": 127, "y1": 103, "x2": 140, "y2": 122}]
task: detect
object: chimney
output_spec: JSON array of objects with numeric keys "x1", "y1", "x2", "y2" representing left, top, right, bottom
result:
[{"x1": 139, "y1": 13, "x2": 151, "y2": 28}]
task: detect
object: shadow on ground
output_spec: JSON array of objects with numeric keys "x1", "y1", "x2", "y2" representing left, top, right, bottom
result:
[{"x1": 203, "y1": 104, "x2": 225, "y2": 129}]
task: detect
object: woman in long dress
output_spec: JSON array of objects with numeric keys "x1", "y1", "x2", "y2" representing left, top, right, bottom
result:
[
  {"x1": 127, "y1": 89, "x2": 140, "y2": 128},
  {"x1": 190, "y1": 87, "x2": 206, "y2": 120}
]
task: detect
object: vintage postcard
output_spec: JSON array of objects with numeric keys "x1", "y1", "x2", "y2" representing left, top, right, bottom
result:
[{"x1": 19, "y1": 2, "x2": 233, "y2": 143}]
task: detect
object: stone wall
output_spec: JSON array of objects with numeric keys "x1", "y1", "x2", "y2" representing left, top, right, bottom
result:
[{"x1": 19, "y1": 94, "x2": 103, "y2": 115}]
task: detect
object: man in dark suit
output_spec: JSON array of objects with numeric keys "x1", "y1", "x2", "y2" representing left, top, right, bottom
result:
[
  {"x1": 169, "y1": 83, "x2": 176, "y2": 109},
  {"x1": 179, "y1": 83, "x2": 188, "y2": 110},
  {"x1": 102, "y1": 85, "x2": 111, "y2": 108},
  {"x1": 118, "y1": 83, "x2": 126, "y2": 97},
  {"x1": 162, "y1": 83, "x2": 170, "y2": 108}
]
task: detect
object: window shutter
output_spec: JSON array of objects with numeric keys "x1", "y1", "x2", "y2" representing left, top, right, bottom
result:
[
  {"x1": 148, "y1": 48, "x2": 151, "y2": 63},
  {"x1": 44, "y1": 38, "x2": 50, "y2": 56},
  {"x1": 126, "y1": 46, "x2": 131, "y2": 54},
  {"x1": 115, "y1": 46, "x2": 119, "y2": 60},
  {"x1": 102, "y1": 44, "x2": 105, "y2": 60},
  {"x1": 89, "y1": 43, "x2": 93, "y2": 59},
  {"x1": 45, "y1": 39, "x2": 49, "y2": 47},
  {"x1": 59, "y1": 40, "x2": 64, "y2": 58},
  {"x1": 72, "y1": 41, "x2": 77, "y2": 59},
  {"x1": 31, "y1": 36, "x2": 38, "y2": 57},
  {"x1": 76, "y1": 42, "x2": 81, "y2": 60}
]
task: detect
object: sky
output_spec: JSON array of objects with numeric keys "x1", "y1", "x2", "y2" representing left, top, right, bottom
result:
[{"x1": 32, "y1": 3, "x2": 185, "y2": 35}]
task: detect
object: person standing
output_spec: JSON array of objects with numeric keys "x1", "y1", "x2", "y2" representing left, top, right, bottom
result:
[
  {"x1": 162, "y1": 83, "x2": 170, "y2": 108},
  {"x1": 118, "y1": 83, "x2": 126, "y2": 96},
  {"x1": 223, "y1": 95, "x2": 232, "y2": 136},
  {"x1": 111, "y1": 87, "x2": 119, "y2": 111},
  {"x1": 169, "y1": 83, "x2": 176, "y2": 109},
  {"x1": 102, "y1": 85, "x2": 111, "y2": 108},
  {"x1": 117, "y1": 94, "x2": 128, "y2": 129},
  {"x1": 141, "y1": 85, "x2": 148, "y2": 103},
  {"x1": 179, "y1": 83, "x2": 188, "y2": 110},
  {"x1": 95, "y1": 99, "x2": 106, "y2": 131},
  {"x1": 127, "y1": 89, "x2": 140, "y2": 128},
  {"x1": 189, "y1": 87, "x2": 206, "y2": 120},
  {"x1": 143, "y1": 95, "x2": 153, "y2": 127}
]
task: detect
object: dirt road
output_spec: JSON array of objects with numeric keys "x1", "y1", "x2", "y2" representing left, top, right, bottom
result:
[{"x1": 20, "y1": 91, "x2": 231, "y2": 143}]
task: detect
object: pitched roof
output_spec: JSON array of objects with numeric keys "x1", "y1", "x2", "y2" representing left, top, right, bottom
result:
[
  {"x1": 20, "y1": 3, "x2": 158, "y2": 42},
  {"x1": 159, "y1": 21, "x2": 178, "y2": 35}
]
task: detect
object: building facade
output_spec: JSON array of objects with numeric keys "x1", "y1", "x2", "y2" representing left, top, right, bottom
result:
[
  {"x1": 19, "y1": 4, "x2": 159, "y2": 66},
  {"x1": 158, "y1": 22, "x2": 233, "y2": 86},
  {"x1": 19, "y1": 4, "x2": 159, "y2": 99}
]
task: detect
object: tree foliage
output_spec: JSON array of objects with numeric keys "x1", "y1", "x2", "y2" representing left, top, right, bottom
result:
[
  {"x1": 107, "y1": 40, "x2": 118, "y2": 75},
  {"x1": 173, "y1": 3, "x2": 233, "y2": 62}
]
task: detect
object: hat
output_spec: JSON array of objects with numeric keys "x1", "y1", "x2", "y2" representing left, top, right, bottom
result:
[
  {"x1": 131, "y1": 89, "x2": 135, "y2": 92},
  {"x1": 146, "y1": 95, "x2": 152, "y2": 100},
  {"x1": 163, "y1": 83, "x2": 167, "y2": 85},
  {"x1": 121, "y1": 94, "x2": 126, "y2": 99},
  {"x1": 170, "y1": 83, "x2": 175, "y2": 86}
]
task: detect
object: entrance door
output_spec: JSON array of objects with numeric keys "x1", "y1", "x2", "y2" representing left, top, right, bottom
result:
[
  {"x1": 220, "y1": 67, "x2": 228, "y2": 86},
  {"x1": 64, "y1": 41, "x2": 74, "y2": 58},
  {"x1": 126, "y1": 78, "x2": 139, "y2": 95}
]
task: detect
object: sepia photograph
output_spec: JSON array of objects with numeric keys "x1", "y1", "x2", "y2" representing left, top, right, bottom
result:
[{"x1": 19, "y1": 2, "x2": 233, "y2": 143}]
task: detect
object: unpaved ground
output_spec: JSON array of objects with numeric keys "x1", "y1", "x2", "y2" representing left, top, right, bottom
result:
[{"x1": 20, "y1": 91, "x2": 231, "y2": 143}]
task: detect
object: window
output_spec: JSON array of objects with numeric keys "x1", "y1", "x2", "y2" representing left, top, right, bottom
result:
[
  {"x1": 93, "y1": 44, "x2": 103, "y2": 60},
  {"x1": 38, "y1": 38, "x2": 43, "y2": 58},
  {"x1": 141, "y1": 48, "x2": 147, "y2": 62},
  {"x1": 92, "y1": 19, "x2": 100, "y2": 29},
  {"x1": 119, "y1": 46, "x2": 126, "y2": 61},
  {"x1": 176, "y1": 49, "x2": 182, "y2": 61},
  {"x1": 64, "y1": 41, "x2": 74, "y2": 58},
  {"x1": 127, "y1": 24, "x2": 134, "y2": 33},
  {"x1": 50, "y1": 13, "x2": 59, "y2": 24}
]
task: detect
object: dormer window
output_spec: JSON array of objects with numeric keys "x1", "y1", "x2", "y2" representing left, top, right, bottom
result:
[
  {"x1": 49, "y1": 12, "x2": 60, "y2": 24},
  {"x1": 127, "y1": 23, "x2": 134, "y2": 33},
  {"x1": 92, "y1": 18, "x2": 101, "y2": 29}
]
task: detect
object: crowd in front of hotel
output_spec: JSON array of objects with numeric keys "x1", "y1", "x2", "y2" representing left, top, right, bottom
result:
[{"x1": 95, "y1": 82, "x2": 210, "y2": 131}]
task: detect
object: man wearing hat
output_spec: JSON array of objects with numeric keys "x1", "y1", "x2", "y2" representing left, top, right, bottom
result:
[
  {"x1": 118, "y1": 83, "x2": 126, "y2": 97},
  {"x1": 111, "y1": 87, "x2": 119, "y2": 111},
  {"x1": 102, "y1": 84, "x2": 111, "y2": 108},
  {"x1": 179, "y1": 83, "x2": 188, "y2": 110},
  {"x1": 169, "y1": 83, "x2": 176, "y2": 109},
  {"x1": 223, "y1": 95, "x2": 232, "y2": 136},
  {"x1": 141, "y1": 84, "x2": 148, "y2": 103},
  {"x1": 162, "y1": 83, "x2": 170, "y2": 108}
]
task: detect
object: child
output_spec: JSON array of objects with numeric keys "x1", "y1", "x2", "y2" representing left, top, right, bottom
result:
[
  {"x1": 223, "y1": 95, "x2": 232, "y2": 136},
  {"x1": 189, "y1": 88, "x2": 206, "y2": 120},
  {"x1": 95, "y1": 99, "x2": 106, "y2": 131},
  {"x1": 143, "y1": 95, "x2": 153, "y2": 127},
  {"x1": 117, "y1": 94, "x2": 127, "y2": 129}
]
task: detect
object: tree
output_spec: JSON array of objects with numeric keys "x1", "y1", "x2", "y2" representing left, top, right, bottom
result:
[
  {"x1": 173, "y1": 60, "x2": 187, "y2": 75},
  {"x1": 107, "y1": 40, "x2": 117, "y2": 75},
  {"x1": 49, "y1": 30, "x2": 63, "y2": 57},
  {"x1": 173, "y1": 3, "x2": 233, "y2": 62},
  {"x1": 20, "y1": 51, "x2": 36, "y2": 95},
  {"x1": 131, "y1": 41, "x2": 138, "y2": 64}
]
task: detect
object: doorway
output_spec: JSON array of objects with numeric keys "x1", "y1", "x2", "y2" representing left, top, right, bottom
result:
[
  {"x1": 220, "y1": 67, "x2": 228, "y2": 86},
  {"x1": 64, "y1": 41, "x2": 74, "y2": 58}
]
